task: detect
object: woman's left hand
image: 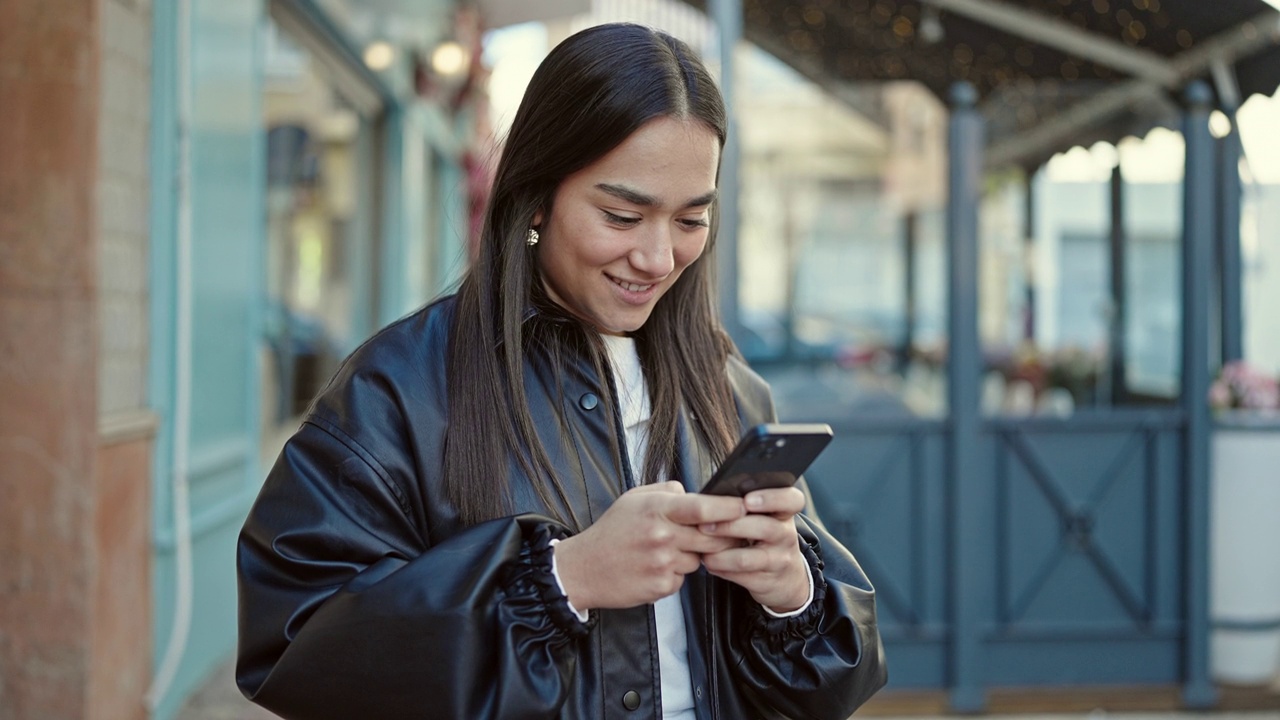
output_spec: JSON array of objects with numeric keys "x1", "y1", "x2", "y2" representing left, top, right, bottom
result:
[{"x1": 698, "y1": 487, "x2": 811, "y2": 613}]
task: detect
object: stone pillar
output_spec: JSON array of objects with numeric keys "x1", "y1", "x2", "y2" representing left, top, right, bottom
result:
[
  {"x1": 0, "y1": 0, "x2": 102, "y2": 717},
  {"x1": 0, "y1": 0, "x2": 153, "y2": 718}
]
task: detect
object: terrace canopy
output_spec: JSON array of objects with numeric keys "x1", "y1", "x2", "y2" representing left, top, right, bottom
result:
[
  {"x1": 677, "y1": 0, "x2": 1280, "y2": 710},
  {"x1": 686, "y1": 0, "x2": 1280, "y2": 168}
]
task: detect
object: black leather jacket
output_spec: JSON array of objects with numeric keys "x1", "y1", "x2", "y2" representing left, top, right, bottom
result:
[{"x1": 236, "y1": 296, "x2": 886, "y2": 719}]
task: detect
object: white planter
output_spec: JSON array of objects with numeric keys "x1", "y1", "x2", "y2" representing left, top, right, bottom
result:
[{"x1": 1210, "y1": 412, "x2": 1280, "y2": 685}]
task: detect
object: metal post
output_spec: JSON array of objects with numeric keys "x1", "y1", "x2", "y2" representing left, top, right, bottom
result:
[
  {"x1": 378, "y1": 107, "x2": 405, "y2": 327},
  {"x1": 947, "y1": 81, "x2": 986, "y2": 713},
  {"x1": 1180, "y1": 80, "x2": 1218, "y2": 709},
  {"x1": 711, "y1": 0, "x2": 742, "y2": 346},
  {"x1": 1022, "y1": 169, "x2": 1036, "y2": 343},
  {"x1": 1218, "y1": 120, "x2": 1244, "y2": 363},
  {"x1": 782, "y1": 173, "x2": 798, "y2": 360},
  {"x1": 902, "y1": 211, "x2": 918, "y2": 372},
  {"x1": 1109, "y1": 165, "x2": 1128, "y2": 405}
]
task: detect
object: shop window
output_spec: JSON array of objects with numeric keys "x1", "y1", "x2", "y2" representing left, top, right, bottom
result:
[{"x1": 261, "y1": 17, "x2": 381, "y2": 440}]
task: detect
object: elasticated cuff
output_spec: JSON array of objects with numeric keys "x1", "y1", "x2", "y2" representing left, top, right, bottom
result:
[
  {"x1": 526, "y1": 523, "x2": 596, "y2": 637},
  {"x1": 745, "y1": 537, "x2": 827, "y2": 651}
]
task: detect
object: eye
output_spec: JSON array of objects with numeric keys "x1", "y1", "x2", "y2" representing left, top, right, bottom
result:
[
  {"x1": 678, "y1": 216, "x2": 710, "y2": 230},
  {"x1": 602, "y1": 210, "x2": 640, "y2": 226}
]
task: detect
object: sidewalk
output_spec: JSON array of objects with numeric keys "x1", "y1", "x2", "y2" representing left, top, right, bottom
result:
[
  {"x1": 178, "y1": 655, "x2": 1280, "y2": 720},
  {"x1": 176, "y1": 659, "x2": 276, "y2": 720}
]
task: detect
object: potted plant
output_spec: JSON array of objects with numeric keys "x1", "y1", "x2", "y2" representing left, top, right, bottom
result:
[{"x1": 1208, "y1": 361, "x2": 1280, "y2": 685}]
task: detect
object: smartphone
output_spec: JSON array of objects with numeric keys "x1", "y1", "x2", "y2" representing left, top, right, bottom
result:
[{"x1": 699, "y1": 423, "x2": 833, "y2": 497}]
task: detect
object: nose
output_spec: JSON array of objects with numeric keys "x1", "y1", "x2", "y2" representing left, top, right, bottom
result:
[{"x1": 628, "y1": 225, "x2": 675, "y2": 278}]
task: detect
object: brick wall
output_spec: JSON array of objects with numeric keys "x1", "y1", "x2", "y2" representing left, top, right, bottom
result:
[{"x1": 98, "y1": 0, "x2": 152, "y2": 417}]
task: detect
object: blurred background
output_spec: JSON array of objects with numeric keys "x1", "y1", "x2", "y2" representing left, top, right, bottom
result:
[{"x1": 4, "y1": 0, "x2": 1280, "y2": 718}]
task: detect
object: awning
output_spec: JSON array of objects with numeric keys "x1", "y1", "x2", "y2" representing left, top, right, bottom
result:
[
  {"x1": 682, "y1": 0, "x2": 1280, "y2": 168},
  {"x1": 476, "y1": 0, "x2": 591, "y2": 27}
]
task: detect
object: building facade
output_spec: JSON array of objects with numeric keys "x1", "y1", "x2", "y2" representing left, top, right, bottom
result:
[
  {"x1": 1, "y1": 0, "x2": 483, "y2": 717},
  {"x1": 4, "y1": 0, "x2": 1279, "y2": 717}
]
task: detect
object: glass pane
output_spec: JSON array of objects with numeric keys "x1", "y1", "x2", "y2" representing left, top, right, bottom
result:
[
  {"x1": 978, "y1": 128, "x2": 1190, "y2": 416},
  {"x1": 1119, "y1": 128, "x2": 1185, "y2": 403},
  {"x1": 261, "y1": 17, "x2": 378, "y2": 446},
  {"x1": 1239, "y1": 89, "x2": 1280, "y2": 376},
  {"x1": 978, "y1": 163, "x2": 1110, "y2": 417},
  {"x1": 1122, "y1": 182, "x2": 1181, "y2": 400},
  {"x1": 737, "y1": 62, "x2": 949, "y2": 419},
  {"x1": 1244, "y1": 182, "x2": 1280, "y2": 373}
]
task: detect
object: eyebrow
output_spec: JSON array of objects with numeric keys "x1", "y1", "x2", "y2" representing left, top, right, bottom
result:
[{"x1": 595, "y1": 183, "x2": 718, "y2": 210}]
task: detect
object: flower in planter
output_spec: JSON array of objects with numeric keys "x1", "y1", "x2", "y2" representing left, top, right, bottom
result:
[{"x1": 1209, "y1": 360, "x2": 1280, "y2": 411}]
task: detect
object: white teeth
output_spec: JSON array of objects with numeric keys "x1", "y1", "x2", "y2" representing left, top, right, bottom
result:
[{"x1": 612, "y1": 277, "x2": 651, "y2": 293}]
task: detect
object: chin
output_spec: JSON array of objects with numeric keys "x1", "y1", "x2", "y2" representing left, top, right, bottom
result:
[
  {"x1": 602, "y1": 325, "x2": 641, "y2": 336},
  {"x1": 599, "y1": 316, "x2": 649, "y2": 336}
]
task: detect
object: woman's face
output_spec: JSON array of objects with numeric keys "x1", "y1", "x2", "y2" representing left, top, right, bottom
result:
[{"x1": 535, "y1": 116, "x2": 720, "y2": 336}]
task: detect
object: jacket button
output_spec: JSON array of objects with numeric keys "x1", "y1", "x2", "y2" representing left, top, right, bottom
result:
[
  {"x1": 695, "y1": 686, "x2": 703, "y2": 701},
  {"x1": 579, "y1": 392, "x2": 599, "y2": 411},
  {"x1": 622, "y1": 690, "x2": 641, "y2": 710}
]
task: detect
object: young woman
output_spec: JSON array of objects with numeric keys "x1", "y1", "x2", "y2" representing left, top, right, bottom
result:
[{"x1": 237, "y1": 22, "x2": 886, "y2": 719}]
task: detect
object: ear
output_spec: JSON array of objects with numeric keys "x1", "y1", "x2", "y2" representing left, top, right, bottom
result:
[{"x1": 531, "y1": 209, "x2": 544, "y2": 228}]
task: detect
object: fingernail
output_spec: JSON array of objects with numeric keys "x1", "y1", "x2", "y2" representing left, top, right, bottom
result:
[{"x1": 746, "y1": 494, "x2": 763, "y2": 509}]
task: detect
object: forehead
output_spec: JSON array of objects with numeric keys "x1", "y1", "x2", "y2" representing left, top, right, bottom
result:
[{"x1": 570, "y1": 116, "x2": 720, "y2": 195}]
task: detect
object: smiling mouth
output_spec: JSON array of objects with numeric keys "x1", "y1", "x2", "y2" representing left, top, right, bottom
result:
[{"x1": 608, "y1": 275, "x2": 655, "y2": 293}]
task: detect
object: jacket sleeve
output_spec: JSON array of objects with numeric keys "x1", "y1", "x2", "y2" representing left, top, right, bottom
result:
[
  {"x1": 236, "y1": 419, "x2": 591, "y2": 720},
  {"x1": 723, "y1": 498, "x2": 888, "y2": 720},
  {"x1": 717, "y1": 358, "x2": 887, "y2": 718}
]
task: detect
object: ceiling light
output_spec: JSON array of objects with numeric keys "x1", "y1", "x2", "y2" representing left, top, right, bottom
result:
[
  {"x1": 432, "y1": 41, "x2": 468, "y2": 77},
  {"x1": 1209, "y1": 110, "x2": 1233, "y2": 139},
  {"x1": 920, "y1": 6, "x2": 944, "y2": 45},
  {"x1": 363, "y1": 41, "x2": 395, "y2": 71}
]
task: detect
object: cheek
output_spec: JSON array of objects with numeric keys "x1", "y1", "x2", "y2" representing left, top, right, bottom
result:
[
  {"x1": 673, "y1": 233, "x2": 709, "y2": 271},
  {"x1": 557, "y1": 216, "x2": 625, "y2": 268},
  {"x1": 536, "y1": 240, "x2": 580, "y2": 297}
]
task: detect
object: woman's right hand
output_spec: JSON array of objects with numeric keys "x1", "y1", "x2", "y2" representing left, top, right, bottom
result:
[{"x1": 552, "y1": 481, "x2": 746, "y2": 610}]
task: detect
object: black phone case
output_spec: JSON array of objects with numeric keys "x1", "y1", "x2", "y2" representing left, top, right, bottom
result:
[{"x1": 700, "y1": 423, "x2": 833, "y2": 496}]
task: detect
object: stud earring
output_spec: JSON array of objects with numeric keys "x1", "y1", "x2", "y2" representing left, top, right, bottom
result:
[{"x1": 526, "y1": 228, "x2": 540, "y2": 246}]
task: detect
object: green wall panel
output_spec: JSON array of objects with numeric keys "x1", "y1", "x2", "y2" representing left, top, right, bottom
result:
[
  {"x1": 150, "y1": 1, "x2": 266, "y2": 718},
  {"x1": 148, "y1": 2, "x2": 471, "y2": 716}
]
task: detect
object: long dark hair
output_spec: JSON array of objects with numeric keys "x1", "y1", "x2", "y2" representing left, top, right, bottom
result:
[{"x1": 443, "y1": 23, "x2": 740, "y2": 528}]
